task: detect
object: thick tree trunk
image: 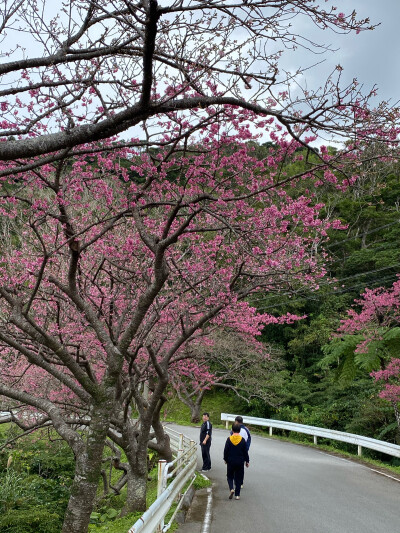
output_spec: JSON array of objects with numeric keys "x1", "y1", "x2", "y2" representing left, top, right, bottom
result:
[
  {"x1": 120, "y1": 376, "x2": 170, "y2": 516},
  {"x1": 190, "y1": 390, "x2": 206, "y2": 423},
  {"x1": 116, "y1": 413, "x2": 151, "y2": 516},
  {"x1": 120, "y1": 406, "x2": 172, "y2": 514},
  {"x1": 62, "y1": 404, "x2": 113, "y2": 533},
  {"x1": 122, "y1": 465, "x2": 148, "y2": 515},
  {"x1": 120, "y1": 442, "x2": 149, "y2": 515},
  {"x1": 191, "y1": 403, "x2": 202, "y2": 423},
  {"x1": 174, "y1": 387, "x2": 205, "y2": 423}
]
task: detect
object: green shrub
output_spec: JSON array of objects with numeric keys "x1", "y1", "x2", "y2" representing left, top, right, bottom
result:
[
  {"x1": 90, "y1": 507, "x2": 120, "y2": 525},
  {"x1": 0, "y1": 508, "x2": 63, "y2": 533},
  {"x1": 4, "y1": 437, "x2": 75, "y2": 478},
  {"x1": 164, "y1": 388, "x2": 247, "y2": 427},
  {"x1": 0, "y1": 432, "x2": 74, "y2": 531},
  {"x1": 21, "y1": 474, "x2": 71, "y2": 509}
]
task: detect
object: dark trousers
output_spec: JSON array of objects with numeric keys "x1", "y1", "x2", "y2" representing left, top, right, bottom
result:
[
  {"x1": 201, "y1": 442, "x2": 211, "y2": 470},
  {"x1": 226, "y1": 463, "x2": 244, "y2": 496}
]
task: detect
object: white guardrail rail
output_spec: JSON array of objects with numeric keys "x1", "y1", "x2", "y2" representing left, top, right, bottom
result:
[
  {"x1": 221, "y1": 413, "x2": 400, "y2": 458},
  {"x1": 127, "y1": 426, "x2": 197, "y2": 533}
]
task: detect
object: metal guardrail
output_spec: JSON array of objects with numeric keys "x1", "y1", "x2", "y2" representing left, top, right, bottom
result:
[
  {"x1": 221, "y1": 413, "x2": 400, "y2": 458},
  {"x1": 127, "y1": 427, "x2": 197, "y2": 533}
]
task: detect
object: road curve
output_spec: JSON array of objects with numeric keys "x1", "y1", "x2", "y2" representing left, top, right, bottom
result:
[{"x1": 169, "y1": 423, "x2": 400, "y2": 533}]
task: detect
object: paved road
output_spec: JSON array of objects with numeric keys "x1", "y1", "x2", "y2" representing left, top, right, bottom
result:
[{"x1": 169, "y1": 423, "x2": 400, "y2": 533}]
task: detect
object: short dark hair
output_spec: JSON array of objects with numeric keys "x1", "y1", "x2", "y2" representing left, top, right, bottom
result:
[
  {"x1": 232, "y1": 422, "x2": 241, "y2": 433},
  {"x1": 203, "y1": 412, "x2": 209, "y2": 417},
  {"x1": 235, "y1": 415, "x2": 243, "y2": 423}
]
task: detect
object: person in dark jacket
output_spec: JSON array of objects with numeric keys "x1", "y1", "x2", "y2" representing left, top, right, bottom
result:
[
  {"x1": 230, "y1": 415, "x2": 251, "y2": 488},
  {"x1": 224, "y1": 421, "x2": 249, "y2": 500},
  {"x1": 200, "y1": 412, "x2": 212, "y2": 471},
  {"x1": 233, "y1": 415, "x2": 251, "y2": 450}
]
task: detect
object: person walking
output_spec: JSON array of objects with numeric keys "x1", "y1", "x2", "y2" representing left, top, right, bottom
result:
[
  {"x1": 231, "y1": 415, "x2": 251, "y2": 488},
  {"x1": 224, "y1": 421, "x2": 249, "y2": 500},
  {"x1": 231, "y1": 415, "x2": 251, "y2": 451},
  {"x1": 199, "y1": 412, "x2": 212, "y2": 471}
]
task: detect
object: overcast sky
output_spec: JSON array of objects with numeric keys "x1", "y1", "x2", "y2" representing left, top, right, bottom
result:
[
  {"x1": 304, "y1": 0, "x2": 400, "y2": 106},
  {"x1": 2, "y1": 0, "x2": 398, "y2": 147}
]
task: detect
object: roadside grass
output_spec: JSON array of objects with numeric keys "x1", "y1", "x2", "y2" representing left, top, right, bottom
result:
[
  {"x1": 88, "y1": 511, "x2": 143, "y2": 533},
  {"x1": 193, "y1": 472, "x2": 212, "y2": 490}
]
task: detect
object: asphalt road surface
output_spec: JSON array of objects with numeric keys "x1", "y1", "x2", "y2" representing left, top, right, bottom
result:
[{"x1": 169, "y1": 423, "x2": 400, "y2": 533}]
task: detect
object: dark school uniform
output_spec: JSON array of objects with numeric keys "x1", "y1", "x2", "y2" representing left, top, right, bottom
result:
[{"x1": 223, "y1": 434, "x2": 249, "y2": 497}]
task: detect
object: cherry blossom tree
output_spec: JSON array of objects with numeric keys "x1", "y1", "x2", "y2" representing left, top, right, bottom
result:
[
  {"x1": 0, "y1": 119, "x2": 348, "y2": 530},
  {"x1": 337, "y1": 277, "x2": 400, "y2": 429},
  {"x1": 170, "y1": 329, "x2": 286, "y2": 423},
  {"x1": 0, "y1": 0, "x2": 399, "y2": 175},
  {"x1": 0, "y1": 2, "x2": 399, "y2": 532}
]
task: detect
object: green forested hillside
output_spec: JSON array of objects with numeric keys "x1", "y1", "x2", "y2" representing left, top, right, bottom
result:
[{"x1": 243, "y1": 146, "x2": 400, "y2": 448}]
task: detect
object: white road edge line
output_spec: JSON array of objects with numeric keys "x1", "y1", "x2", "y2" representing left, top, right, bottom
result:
[
  {"x1": 368, "y1": 468, "x2": 400, "y2": 483},
  {"x1": 316, "y1": 450, "x2": 400, "y2": 483},
  {"x1": 201, "y1": 486, "x2": 213, "y2": 533}
]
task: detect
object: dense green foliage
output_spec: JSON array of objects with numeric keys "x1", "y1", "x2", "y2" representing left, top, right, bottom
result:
[
  {"x1": 244, "y1": 145, "x2": 400, "y2": 451},
  {"x1": 0, "y1": 430, "x2": 75, "y2": 532}
]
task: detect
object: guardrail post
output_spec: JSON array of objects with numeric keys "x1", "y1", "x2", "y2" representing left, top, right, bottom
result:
[
  {"x1": 226, "y1": 420, "x2": 229, "y2": 429},
  {"x1": 157, "y1": 460, "x2": 167, "y2": 533},
  {"x1": 177, "y1": 433, "x2": 184, "y2": 474},
  {"x1": 269, "y1": 427, "x2": 273, "y2": 436},
  {"x1": 358, "y1": 445, "x2": 362, "y2": 456},
  {"x1": 190, "y1": 440, "x2": 195, "y2": 460},
  {"x1": 314, "y1": 436, "x2": 318, "y2": 445},
  {"x1": 157, "y1": 459, "x2": 167, "y2": 497}
]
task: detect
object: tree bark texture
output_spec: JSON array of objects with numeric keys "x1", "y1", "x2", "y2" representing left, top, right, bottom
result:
[{"x1": 62, "y1": 403, "x2": 114, "y2": 533}]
